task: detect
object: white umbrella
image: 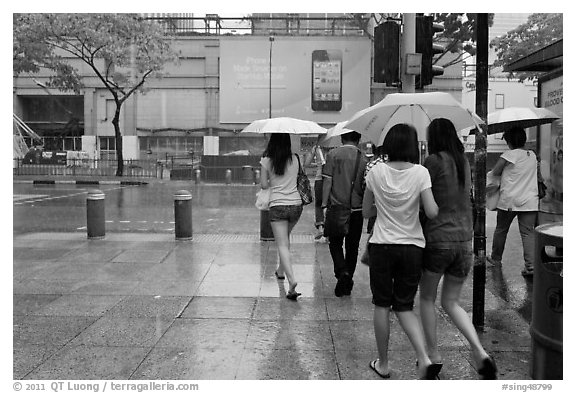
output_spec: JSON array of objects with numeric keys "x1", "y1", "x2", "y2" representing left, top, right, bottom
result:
[
  {"x1": 241, "y1": 117, "x2": 327, "y2": 135},
  {"x1": 346, "y1": 92, "x2": 484, "y2": 145},
  {"x1": 318, "y1": 121, "x2": 371, "y2": 148},
  {"x1": 487, "y1": 107, "x2": 560, "y2": 134}
]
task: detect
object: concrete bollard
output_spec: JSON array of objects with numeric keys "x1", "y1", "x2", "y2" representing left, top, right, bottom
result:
[
  {"x1": 254, "y1": 168, "x2": 261, "y2": 185},
  {"x1": 194, "y1": 168, "x2": 201, "y2": 184},
  {"x1": 174, "y1": 190, "x2": 193, "y2": 240},
  {"x1": 225, "y1": 168, "x2": 232, "y2": 185},
  {"x1": 260, "y1": 210, "x2": 274, "y2": 241},
  {"x1": 86, "y1": 189, "x2": 105, "y2": 239}
]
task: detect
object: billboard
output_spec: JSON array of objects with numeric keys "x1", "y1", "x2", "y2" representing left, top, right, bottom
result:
[{"x1": 219, "y1": 36, "x2": 371, "y2": 124}]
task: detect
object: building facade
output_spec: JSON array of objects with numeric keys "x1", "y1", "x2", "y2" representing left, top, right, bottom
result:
[{"x1": 13, "y1": 14, "x2": 464, "y2": 163}]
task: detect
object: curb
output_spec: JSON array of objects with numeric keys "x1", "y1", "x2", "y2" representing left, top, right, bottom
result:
[{"x1": 14, "y1": 179, "x2": 148, "y2": 186}]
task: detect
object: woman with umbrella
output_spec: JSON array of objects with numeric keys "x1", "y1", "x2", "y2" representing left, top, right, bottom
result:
[
  {"x1": 260, "y1": 133, "x2": 303, "y2": 300},
  {"x1": 487, "y1": 126, "x2": 539, "y2": 277},
  {"x1": 363, "y1": 123, "x2": 440, "y2": 379},
  {"x1": 418, "y1": 118, "x2": 498, "y2": 379}
]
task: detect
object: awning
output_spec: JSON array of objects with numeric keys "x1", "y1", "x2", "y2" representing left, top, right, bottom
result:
[{"x1": 504, "y1": 39, "x2": 563, "y2": 72}]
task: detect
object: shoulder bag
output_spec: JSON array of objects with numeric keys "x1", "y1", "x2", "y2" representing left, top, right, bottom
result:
[{"x1": 295, "y1": 154, "x2": 313, "y2": 205}]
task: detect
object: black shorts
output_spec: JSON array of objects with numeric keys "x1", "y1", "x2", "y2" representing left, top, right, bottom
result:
[
  {"x1": 369, "y1": 243, "x2": 423, "y2": 311},
  {"x1": 424, "y1": 241, "x2": 473, "y2": 280}
]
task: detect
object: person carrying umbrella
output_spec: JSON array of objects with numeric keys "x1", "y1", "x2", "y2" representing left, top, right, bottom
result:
[
  {"x1": 321, "y1": 131, "x2": 367, "y2": 297},
  {"x1": 418, "y1": 118, "x2": 498, "y2": 379},
  {"x1": 487, "y1": 126, "x2": 539, "y2": 278},
  {"x1": 260, "y1": 133, "x2": 304, "y2": 300},
  {"x1": 362, "y1": 123, "x2": 440, "y2": 379}
]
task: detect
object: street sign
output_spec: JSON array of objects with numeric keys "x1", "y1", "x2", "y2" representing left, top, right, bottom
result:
[{"x1": 405, "y1": 53, "x2": 422, "y2": 75}]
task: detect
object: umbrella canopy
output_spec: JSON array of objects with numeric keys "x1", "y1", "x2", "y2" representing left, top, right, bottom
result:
[
  {"x1": 318, "y1": 121, "x2": 371, "y2": 147},
  {"x1": 241, "y1": 117, "x2": 327, "y2": 135},
  {"x1": 487, "y1": 107, "x2": 560, "y2": 134},
  {"x1": 345, "y1": 92, "x2": 484, "y2": 144}
]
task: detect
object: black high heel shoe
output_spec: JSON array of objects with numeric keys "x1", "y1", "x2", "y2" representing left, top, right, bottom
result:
[{"x1": 478, "y1": 356, "x2": 497, "y2": 380}]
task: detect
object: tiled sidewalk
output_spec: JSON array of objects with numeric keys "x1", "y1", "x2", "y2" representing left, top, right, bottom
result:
[{"x1": 13, "y1": 230, "x2": 531, "y2": 380}]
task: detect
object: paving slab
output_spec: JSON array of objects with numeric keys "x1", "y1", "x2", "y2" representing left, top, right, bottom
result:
[
  {"x1": 23, "y1": 345, "x2": 151, "y2": 380},
  {"x1": 68, "y1": 316, "x2": 173, "y2": 347},
  {"x1": 132, "y1": 347, "x2": 244, "y2": 380}
]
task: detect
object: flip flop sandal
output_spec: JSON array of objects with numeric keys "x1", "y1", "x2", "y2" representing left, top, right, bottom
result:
[{"x1": 370, "y1": 359, "x2": 391, "y2": 379}]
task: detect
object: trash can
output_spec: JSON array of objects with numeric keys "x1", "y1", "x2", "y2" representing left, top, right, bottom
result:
[
  {"x1": 530, "y1": 222, "x2": 563, "y2": 380},
  {"x1": 242, "y1": 165, "x2": 254, "y2": 184}
]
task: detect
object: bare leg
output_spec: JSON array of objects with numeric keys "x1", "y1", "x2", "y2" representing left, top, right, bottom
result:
[
  {"x1": 395, "y1": 310, "x2": 432, "y2": 378},
  {"x1": 419, "y1": 270, "x2": 443, "y2": 363},
  {"x1": 373, "y1": 305, "x2": 391, "y2": 375},
  {"x1": 270, "y1": 220, "x2": 297, "y2": 292},
  {"x1": 440, "y1": 275, "x2": 490, "y2": 366}
]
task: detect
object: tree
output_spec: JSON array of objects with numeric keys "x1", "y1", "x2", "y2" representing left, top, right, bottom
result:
[
  {"x1": 432, "y1": 13, "x2": 494, "y2": 67},
  {"x1": 490, "y1": 13, "x2": 562, "y2": 80},
  {"x1": 13, "y1": 13, "x2": 179, "y2": 176}
]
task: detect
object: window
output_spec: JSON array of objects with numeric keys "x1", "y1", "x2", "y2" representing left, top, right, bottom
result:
[
  {"x1": 99, "y1": 137, "x2": 116, "y2": 160},
  {"x1": 495, "y1": 94, "x2": 504, "y2": 109}
]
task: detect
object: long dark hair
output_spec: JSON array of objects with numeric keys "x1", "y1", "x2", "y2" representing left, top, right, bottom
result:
[
  {"x1": 263, "y1": 133, "x2": 293, "y2": 176},
  {"x1": 427, "y1": 118, "x2": 466, "y2": 187},
  {"x1": 381, "y1": 123, "x2": 419, "y2": 164}
]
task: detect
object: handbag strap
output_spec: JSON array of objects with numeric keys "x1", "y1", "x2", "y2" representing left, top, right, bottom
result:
[
  {"x1": 349, "y1": 149, "x2": 362, "y2": 208},
  {"x1": 295, "y1": 153, "x2": 304, "y2": 174}
]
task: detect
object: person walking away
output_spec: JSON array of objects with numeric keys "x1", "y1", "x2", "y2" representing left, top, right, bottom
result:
[
  {"x1": 321, "y1": 131, "x2": 367, "y2": 297},
  {"x1": 260, "y1": 133, "x2": 303, "y2": 300},
  {"x1": 304, "y1": 142, "x2": 328, "y2": 242},
  {"x1": 419, "y1": 118, "x2": 497, "y2": 380},
  {"x1": 487, "y1": 126, "x2": 539, "y2": 278},
  {"x1": 360, "y1": 144, "x2": 385, "y2": 265},
  {"x1": 363, "y1": 124, "x2": 440, "y2": 379}
]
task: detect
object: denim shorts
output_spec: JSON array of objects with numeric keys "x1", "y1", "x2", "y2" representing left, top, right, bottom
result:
[
  {"x1": 423, "y1": 241, "x2": 473, "y2": 279},
  {"x1": 269, "y1": 204, "x2": 303, "y2": 224},
  {"x1": 368, "y1": 243, "x2": 423, "y2": 311}
]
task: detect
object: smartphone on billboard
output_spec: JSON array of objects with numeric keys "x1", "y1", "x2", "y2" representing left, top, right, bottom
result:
[{"x1": 311, "y1": 49, "x2": 342, "y2": 112}]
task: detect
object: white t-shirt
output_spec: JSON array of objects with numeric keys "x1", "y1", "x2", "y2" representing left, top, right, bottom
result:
[
  {"x1": 366, "y1": 162, "x2": 432, "y2": 248},
  {"x1": 260, "y1": 154, "x2": 302, "y2": 207},
  {"x1": 497, "y1": 149, "x2": 538, "y2": 211}
]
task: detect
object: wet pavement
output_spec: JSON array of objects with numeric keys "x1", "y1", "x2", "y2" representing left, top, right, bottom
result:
[{"x1": 13, "y1": 181, "x2": 537, "y2": 381}]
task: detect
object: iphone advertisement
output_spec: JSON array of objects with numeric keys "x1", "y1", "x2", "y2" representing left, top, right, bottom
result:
[{"x1": 219, "y1": 36, "x2": 370, "y2": 123}]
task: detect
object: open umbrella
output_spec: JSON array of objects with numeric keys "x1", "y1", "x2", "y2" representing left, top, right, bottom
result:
[
  {"x1": 346, "y1": 92, "x2": 483, "y2": 144},
  {"x1": 241, "y1": 117, "x2": 327, "y2": 135},
  {"x1": 487, "y1": 107, "x2": 560, "y2": 134},
  {"x1": 318, "y1": 121, "x2": 371, "y2": 147}
]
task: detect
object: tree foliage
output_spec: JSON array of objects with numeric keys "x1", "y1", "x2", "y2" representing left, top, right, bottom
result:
[
  {"x1": 13, "y1": 13, "x2": 179, "y2": 176},
  {"x1": 432, "y1": 13, "x2": 494, "y2": 67},
  {"x1": 490, "y1": 13, "x2": 562, "y2": 72}
]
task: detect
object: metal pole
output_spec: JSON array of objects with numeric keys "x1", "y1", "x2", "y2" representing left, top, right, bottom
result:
[
  {"x1": 472, "y1": 13, "x2": 489, "y2": 329},
  {"x1": 261, "y1": 35, "x2": 275, "y2": 241},
  {"x1": 269, "y1": 35, "x2": 274, "y2": 118},
  {"x1": 86, "y1": 189, "x2": 105, "y2": 239},
  {"x1": 174, "y1": 190, "x2": 193, "y2": 240},
  {"x1": 400, "y1": 13, "x2": 416, "y2": 93}
]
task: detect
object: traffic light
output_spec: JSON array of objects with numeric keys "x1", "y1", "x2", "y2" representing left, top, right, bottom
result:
[
  {"x1": 373, "y1": 21, "x2": 400, "y2": 86},
  {"x1": 416, "y1": 15, "x2": 444, "y2": 89}
]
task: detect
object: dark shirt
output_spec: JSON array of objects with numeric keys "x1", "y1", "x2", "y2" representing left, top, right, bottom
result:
[
  {"x1": 322, "y1": 145, "x2": 368, "y2": 210},
  {"x1": 423, "y1": 151, "x2": 473, "y2": 244}
]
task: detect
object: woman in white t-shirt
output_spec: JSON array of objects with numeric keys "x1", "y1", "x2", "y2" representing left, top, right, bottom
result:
[
  {"x1": 260, "y1": 133, "x2": 303, "y2": 300},
  {"x1": 363, "y1": 124, "x2": 440, "y2": 379},
  {"x1": 488, "y1": 127, "x2": 539, "y2": 277}
]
